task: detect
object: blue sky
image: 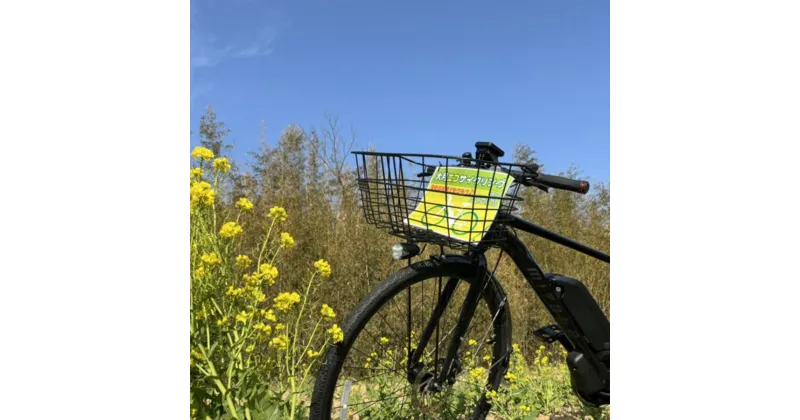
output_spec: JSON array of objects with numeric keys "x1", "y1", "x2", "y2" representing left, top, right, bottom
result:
[{"x1": 191, "y1": 0, "x2": 609, "y2": 183}]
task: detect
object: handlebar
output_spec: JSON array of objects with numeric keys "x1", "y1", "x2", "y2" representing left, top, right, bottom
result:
[
  {"x1": 413, "y1": 142, "x2": 591, "y2": 195},
  {"x1": 536, "y1": 173, "x2": 590, "y2": 194},
  {"x1": 508, "y1": 165, "x2": 591, "y2": 195}
]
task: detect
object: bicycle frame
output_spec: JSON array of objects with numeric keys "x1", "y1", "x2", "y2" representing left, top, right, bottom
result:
[
  {"x1": 501, "y1": 215, "x2": 610, "y2": 406},
  {"x1": 407, "y1": 213, "x2": 610, "y2": 407}
]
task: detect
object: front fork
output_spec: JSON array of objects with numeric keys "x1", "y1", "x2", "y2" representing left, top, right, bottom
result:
[{"x1": 406, "y1": 253, "x2": 490, "y2": 390}]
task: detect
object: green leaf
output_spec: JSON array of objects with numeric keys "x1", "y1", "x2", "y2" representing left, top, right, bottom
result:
[{"x1": 523, "y1": 412, "x2": 540, "y2": 420}]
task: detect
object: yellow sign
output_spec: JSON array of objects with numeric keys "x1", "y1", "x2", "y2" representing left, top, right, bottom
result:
[{"x1": 407, "y1": 166, "x2": 514, "y2": 244}]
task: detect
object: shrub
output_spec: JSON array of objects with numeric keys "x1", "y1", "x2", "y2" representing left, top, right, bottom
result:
[{"x1": 190, "y1": 147, "x2": 339, "y2": 420}]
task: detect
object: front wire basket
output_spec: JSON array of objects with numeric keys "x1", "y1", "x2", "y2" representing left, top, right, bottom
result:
[{"x1": 353, "y1": 151, "x2": 527, "y2": 251}]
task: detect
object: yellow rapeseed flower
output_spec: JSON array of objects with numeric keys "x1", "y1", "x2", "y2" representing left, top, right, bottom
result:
[
  {"x1": 520, "y1": 405, "x2": 532, "y2": 413},
  {"x1": 245, "y1": 344, "x2": 255, "y2": 353},
  {"x1": 269, "y1": 334, "x2": 289, "y2": 351},
  {"x1": 504, "y1": 372, "x2": 517, "y2": 383},
  {"x1": 226, "y1": 285, "x2": 244, "y2": 297},
  {"x1": 320, "y1": 304, "x2": 336, "y2": 319},
  {"x1": 235, "y1": 255, "x2": 252, "y2": 270},
  {"x1": 194, "y1": 265, "x2": 206, "y2": 279},
  {"x1": 541, "y1": 356, "x2": 549, "y2": 364},
  {"x1": 216, "y1": 316, "x2": 229, "y2": 326},
  {"x1": 190, "y1": 181, "x2": 215, "y2": 208},
  {"x1": 245, "y1": 263, "x2": 279, "y2": 288},
  {"x1": 279, "y1": 232, "x2": 295, "y2": 249},
  {"x1": 275, "y1": 323, "x2": 285, "y2": 332},
  {"x1": 195, "y1": 309, "x2": 207, "y2": 320},
  {"x1": 469, "y1": 367, "x2": 486, "y2": 380},
  {"x1": 191, "y1": 146, "x2": 214, "y2": 160},
  {"x1": 200, "y1": 253, "x2": 221, "y2": 265},
  {"x1": 468, "y1": 339, "x2": 477, "y2": 346},
  {"x1": 483, "y1": 355, "x2": 492, "y2": 362},
  {"x1": 190, "y1": 168, "x2": 204, "y2": 179},
  {"x1": 260, "y1": 309, "x2": 277, "y2": 322},
  {"x1": 273, "y1": 292, "x2": 301, "y2": 312},
  {"x1": 258, "y1": 263, "x2": 279, "y2": 286},
  {"x1": 380, "y1": 337, "x2": 389, "y2": 345},
  {"x1": 328, "y1": 324, "x2": 344, "y2": 344},
  {"x1": 219, "y1": 221, "x2": 243, "y2": 238},
  {"x1": 213, "y1": 157, "x2": 231, "y2": 173},
  {"x1": 314, "y1": 259, "x2": 332, "y2": 278},
  {"x1": 235, "y1": 311, "x2": 249, "y2": 323},
  {"x1": 235, "y1": 197, "x2": 254, "y2": 211},
  {"x1": 252, "y1": 289, "x2": 266, "y2": 303},
  {"x1": 242, "y1": 273, "x2": 256, "y2": 287},
  {"x1": 307, "y1": 350, "x2": 320, "y2": 359},
  {"x1": 268, "y1": 206, "x2": 288, "y2": 222},
  {"x1": 485, "y1": 390, "x2": 497, "y2": 400}
]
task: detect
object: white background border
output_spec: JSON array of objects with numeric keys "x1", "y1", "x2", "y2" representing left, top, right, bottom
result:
[
  {"x1": 612, "y1": 1, "x2": 799, "y2": 418},
  {"x1": 1, "y1": 0, "x2": 799, "y2": 418}
]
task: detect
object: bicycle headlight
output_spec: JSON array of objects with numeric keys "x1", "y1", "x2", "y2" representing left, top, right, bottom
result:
[{"x1": 392, "y1": 243, "x2": 421, "y2": 260}]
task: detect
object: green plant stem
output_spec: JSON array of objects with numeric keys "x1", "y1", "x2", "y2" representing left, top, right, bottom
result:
[
  {"x1": 298, "y1": 337, "x2": 329, "y2": 391},
  {"x1": 269, "y1": 247, "x2": 282, "y2": 265},
  {"x1": 212, "y1": 171, "x2": 219, "y2": 231},
  {"x1": 289, "y1": 375, "x2": 298, "y2": 419},
  {"x1": 294, "y1": 317, "x2": 323, "y2": 371},
  {"x1": 198, "y1": 347, "x2": 239, "y2": 420},
  {"x1": 287, "y1": 272, "x2": 318, "y2": 418},
  {"x1": 257, "y1": 218, "x2": 277, "y2": 268}
]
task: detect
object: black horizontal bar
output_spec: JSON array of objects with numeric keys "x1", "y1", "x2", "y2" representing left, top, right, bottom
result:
[{"x1": 507, "y1": 215, "x2": 610, "y2": 263}]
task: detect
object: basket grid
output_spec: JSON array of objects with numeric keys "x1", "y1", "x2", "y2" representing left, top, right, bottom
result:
[{"x1": 353, "y1": 151, "x2": 527, "y2": 250}]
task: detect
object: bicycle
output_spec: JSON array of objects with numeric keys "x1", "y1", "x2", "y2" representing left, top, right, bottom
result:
[{"x1": 310, "y1": 142, "x2": 609, "y2": 419}]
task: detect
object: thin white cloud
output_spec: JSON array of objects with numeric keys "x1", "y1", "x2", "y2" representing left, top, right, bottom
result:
[
  {"x1": 191, "y1": 23, "x2": 285, "y2": 67},
  {"x1": 232, "y1": 45, "x2": 273, "y2": 58}
]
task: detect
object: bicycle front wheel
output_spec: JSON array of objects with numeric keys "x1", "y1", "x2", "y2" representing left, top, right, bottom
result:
[{"x1": 310, "y1": 256, "x2": 512, "y2": 420}]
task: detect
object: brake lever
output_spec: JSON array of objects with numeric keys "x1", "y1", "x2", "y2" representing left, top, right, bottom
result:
[
  {"x1": 532, "y1": 182, "x2": 550, "y2": 193},
  {"x1": 520, "y1": 163, "x2": 548, "y2": 192}
]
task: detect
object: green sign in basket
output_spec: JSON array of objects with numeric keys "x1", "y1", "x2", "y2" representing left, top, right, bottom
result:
[{"x1": 407, "y1": 166, "x2": 514, "y2": 244}]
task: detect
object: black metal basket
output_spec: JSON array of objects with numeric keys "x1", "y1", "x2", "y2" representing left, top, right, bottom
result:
[{"x1": 353, "y1": 151, "x2": 527, "y2": 251}]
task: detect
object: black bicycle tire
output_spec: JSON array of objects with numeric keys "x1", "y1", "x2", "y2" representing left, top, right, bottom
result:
[{"x1": 309, "y1": 257, "x2": 513, "y2": 420}]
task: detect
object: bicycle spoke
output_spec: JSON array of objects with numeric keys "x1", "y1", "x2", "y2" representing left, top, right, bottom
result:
[
  {"x1": 469, "y1": 297, "x2": 507, "y2": 367},
  {"x1": 341, "y1": 383, "x2": 411, "y2": 413},
  {"x1": 371, "y1": 302, "x2": 410, "y2": 350},
  {"x1": 328, "y1": 264, "x2": 509, "y2": 419}
]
